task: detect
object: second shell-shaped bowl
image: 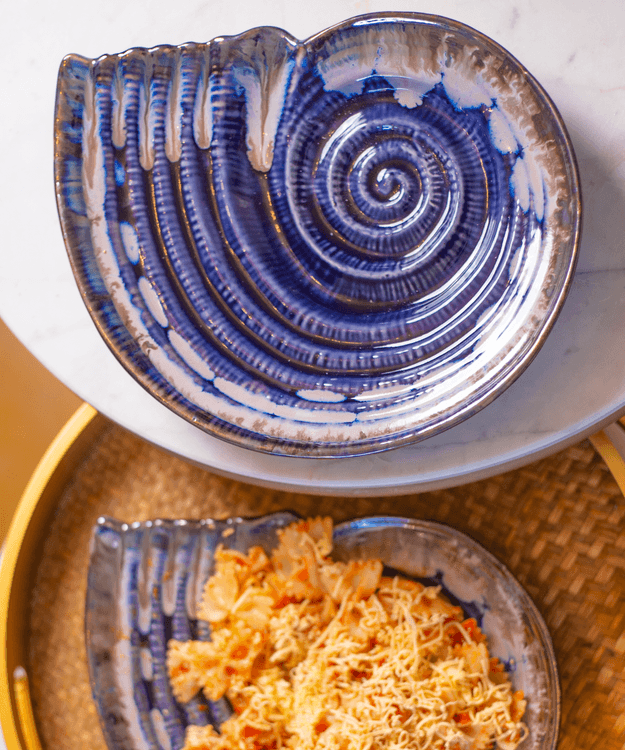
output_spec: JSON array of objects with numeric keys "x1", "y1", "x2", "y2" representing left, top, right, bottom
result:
[
  {"x1": 55, "y1": 13, "x2": 581, "y2": 457},
  {"x1": 86, "y1": 514, "x2": 560, "y2": 750}
]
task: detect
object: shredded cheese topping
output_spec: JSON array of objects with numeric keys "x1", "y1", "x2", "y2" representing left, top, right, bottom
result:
[{"x1": 167, "y1": 518, "x2": 528, "y2": 750}]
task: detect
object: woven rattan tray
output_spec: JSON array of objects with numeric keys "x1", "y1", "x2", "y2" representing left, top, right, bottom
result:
[{"x1": 10, "y1": 411, "x2": 625, "y2": 749}]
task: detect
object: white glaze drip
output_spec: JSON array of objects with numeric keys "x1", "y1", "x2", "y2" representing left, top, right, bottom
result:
[
  {"x1": 138, "y1": 54, "x2": 157, "y2": 171},
  {"x1": 233, "y1": 55, "x2": 294, "y2": 172},
  {"x1": 111, "y1": 66, "x2": 129, "y2": 150},
  {"x1": 165, "y1": 49, "x2": 183, "y2": 163},
  {"x1": 317, "y1": 26, "x2": 443, "y2": 107},
  {"x1": 193, "y1": 48, "x2": 214, "y2": 150}
]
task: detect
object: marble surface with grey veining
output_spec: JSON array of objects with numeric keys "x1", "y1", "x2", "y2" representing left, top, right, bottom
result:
[{"x1": 1, "y1": 0, "x2": 624, "y2": 496}]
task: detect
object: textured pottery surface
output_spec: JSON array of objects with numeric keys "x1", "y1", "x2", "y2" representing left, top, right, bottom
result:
[
  {"x1": 55, "y1": 13, "x2": 581, "y2": 457},
  {"x1": 86, "y1": 513, "x2": 560, "y2": 750}
]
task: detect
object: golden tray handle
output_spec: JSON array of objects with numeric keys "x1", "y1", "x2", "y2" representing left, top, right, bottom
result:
[
  {"x1": 12, "y1": 668, "x2": 42, "y2": 750},
  {"x1": 588, "y1": 418, "x2": 625, "y2": 497}
]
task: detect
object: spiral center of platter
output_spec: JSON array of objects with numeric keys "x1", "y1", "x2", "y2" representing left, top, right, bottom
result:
[
  {"x1": 273, "y1": 82, "x2": 501, "y2": 309},
  {"x1": 354, "y1": 147, "x2": 425, "y2": 227},
  {"x1": 368, "y1": 162, "x2": 414, "y2": 204},
  {"x1": 307, "y1": 105, "x2": 457, "y2": 261}
]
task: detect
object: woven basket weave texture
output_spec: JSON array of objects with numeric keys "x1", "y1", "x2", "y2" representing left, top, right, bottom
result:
[{"x1": 27, "y1": 423, "x2": 625, "y2": 750}]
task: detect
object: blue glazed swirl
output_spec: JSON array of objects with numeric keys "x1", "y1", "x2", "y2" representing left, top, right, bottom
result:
[{"x1": 55, "y1": 13, "x2": 580, "y2": 455}]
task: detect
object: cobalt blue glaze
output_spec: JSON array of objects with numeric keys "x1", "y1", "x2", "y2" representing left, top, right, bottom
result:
[{"x1": 55, "y1": 13, "x2": 581, "y2": 456}]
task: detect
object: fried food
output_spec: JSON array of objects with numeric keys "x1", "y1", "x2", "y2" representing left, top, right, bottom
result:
[{"x1": 167, "y1": 518, "x2": 527, "y2": 750}]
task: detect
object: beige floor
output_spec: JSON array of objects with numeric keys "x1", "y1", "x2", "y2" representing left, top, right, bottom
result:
[{"x1": 0, "y1": 317, "x2": 82, "y2": 543}]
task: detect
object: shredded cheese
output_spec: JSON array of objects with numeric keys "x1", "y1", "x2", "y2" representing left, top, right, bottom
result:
[{"x1": 167, "y1": 518, "x2": 528, "y2": 750}]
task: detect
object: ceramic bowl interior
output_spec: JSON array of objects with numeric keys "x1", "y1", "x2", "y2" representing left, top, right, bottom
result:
[
  {"x1": 55, "y1": 12, "x2": 581, "y2": 457},
  {"x1": 86, "y1": 513, "x2": 560, "y2": 750}
]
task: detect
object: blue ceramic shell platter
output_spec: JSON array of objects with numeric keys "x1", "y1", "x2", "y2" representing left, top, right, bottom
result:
[
  {"x1": 55, "y1": 13, "x2": 581, "y2": 457},
  {"x1": 85, "y1": 513, "x2": 560, "y2": 750}
]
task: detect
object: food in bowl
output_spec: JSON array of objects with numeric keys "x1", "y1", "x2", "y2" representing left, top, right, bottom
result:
[
  {"x1": 86, "y1": 513, "x2": 558, "y2": 750},
  {"x1": 167, "y1": 517, "x2": 527, "y2": 749}
]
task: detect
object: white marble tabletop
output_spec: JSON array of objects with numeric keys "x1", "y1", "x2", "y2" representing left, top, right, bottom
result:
[{"x1": 1, "y1": 0, "x2": 625, "y2": 497}]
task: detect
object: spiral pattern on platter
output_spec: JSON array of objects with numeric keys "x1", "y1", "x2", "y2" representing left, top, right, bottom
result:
[
  {"x1": 205, "y1": 53, "x2": 522, "y2": 380},
  {"x1": 271, "y1": 83, "x2": 508, "y2": 323},
  {"x1": 55, "y1": 15, "x2": 580, "y2": 453}
]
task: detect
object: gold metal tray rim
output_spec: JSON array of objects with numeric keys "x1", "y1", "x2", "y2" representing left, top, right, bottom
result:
[{"x1": 0, "y1": 404, "x2": 100, "y2": 750}]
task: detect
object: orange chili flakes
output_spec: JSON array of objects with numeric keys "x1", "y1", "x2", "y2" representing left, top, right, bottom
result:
[
  {"x1": 453, "y1": 711, "x2": 471, "y2": 725},
  {"x1": 231, "y1": 644, "x2": 249, "y2": 660},
  {"x1": 314, "y1": 719, "x2": 329, "y2": 734}
]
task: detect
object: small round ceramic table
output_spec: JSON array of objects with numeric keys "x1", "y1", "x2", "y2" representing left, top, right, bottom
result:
[{"x1": 2, "y1": 0, "x2": 625, "y2": 498}]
